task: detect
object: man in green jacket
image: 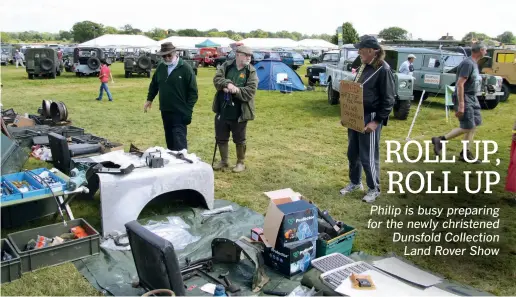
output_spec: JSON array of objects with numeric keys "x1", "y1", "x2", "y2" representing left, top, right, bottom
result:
[
  {"x1": 145, "y1": 42, "x2": 198, "y2": 151},
  {"x1": 212, "y1": 46, "x2": 258, "y2": 173}
]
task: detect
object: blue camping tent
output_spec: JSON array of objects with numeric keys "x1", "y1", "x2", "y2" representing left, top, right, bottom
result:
[{"x1": 254, "y1": 60, "x2": 305, "y2": 91}]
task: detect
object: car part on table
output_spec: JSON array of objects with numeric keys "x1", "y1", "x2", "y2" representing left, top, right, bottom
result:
[
  {"x1": 130, "y1": 143, "x2": 144, "y2": 157},
  {"x1": 146, "y1": 150, "x2": 164, "y2": 168},
  {"x1": 263, "y1": 290, "x2": 288, "y2": 296},
  {"x1": 92, "y1": 163, "x2": 135, "y2": 175},
  {"x1": 50, "y1": 101, "x2": 68, "y2": 123},
  {"x1": 168, "y1": 151, "x2": 194, "y2": 164}
]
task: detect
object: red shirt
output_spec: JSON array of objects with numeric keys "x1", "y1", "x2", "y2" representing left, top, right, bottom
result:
[{"x1": 99, "y1": 65, "x2": 110, "y2": 83}]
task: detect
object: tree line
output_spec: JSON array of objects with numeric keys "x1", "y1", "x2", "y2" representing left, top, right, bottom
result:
[
  {"x1": 336, "y1": 22, "x2": 515, "y2": 45},
  {"x1": 1, "y1": 20, "x2": 514, "y2": 46}
]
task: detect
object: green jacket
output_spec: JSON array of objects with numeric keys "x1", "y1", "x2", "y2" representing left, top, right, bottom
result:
[
  {"x1": 147, "y1": 58, "x2": 198, "y2": 124},
  {"x1": 212, "y1": 59, "x2": 258, "y2": 122}
]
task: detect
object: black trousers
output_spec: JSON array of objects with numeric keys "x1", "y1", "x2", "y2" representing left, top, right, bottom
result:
[
  {"x1": 161, "y1": 111, "x2": 187, "y2": 151},
  {"x1": 215, "y1": 115, "x2": 247, "y2": 145},
  {"x1": 347, "y1": 112, "x2": 382, "y2": 191}
]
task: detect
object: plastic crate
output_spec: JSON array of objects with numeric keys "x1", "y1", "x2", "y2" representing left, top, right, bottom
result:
[
  {"x1": 2, "y1": 172, "x2": 48, "y2": 199},
  {"x1": 316, "y1": 224, "x2": 357, "y2": 257},
  {"x1": 61, "y1": 126, "x2": 84, "y2": 138},
  {"x1": 27, "y1": 168, "x2": 68, "y2": 192},
  {"x1": 1, "y1": 177, "x2": 23, "y2": 202},
  {"x1": 7, "y1": 218, "x2": 100, "y2": 272},
  {"x1": 1, "y1": 239, "x2": 22, "y2": 283}
]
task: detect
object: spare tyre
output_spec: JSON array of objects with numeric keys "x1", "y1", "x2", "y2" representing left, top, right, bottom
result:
[
  {"x1": 87, "y1": 57, "x2": 101, "y2": 70},
  {"x1": 138, "y1": 56, "x2": 151, "y2": 69},
  {"x1": 50, "y1": 101, "x2": 68, "y2": 123},
  {"x1": 41, "y1": 58, "x2": 54, "y2": 71}
]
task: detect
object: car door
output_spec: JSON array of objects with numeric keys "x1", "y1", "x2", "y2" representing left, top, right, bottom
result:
[
  {"x1": 415, "y1": 54, "x2": 442, "y2": 92},
  {"x1": 492, "y1": 50, "x2": 516, "y2": 84}
]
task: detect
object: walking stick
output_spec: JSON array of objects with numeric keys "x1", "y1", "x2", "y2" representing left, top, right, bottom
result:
[{"x1": 211, "y1": 139, "x2": 217, "y2": 167}]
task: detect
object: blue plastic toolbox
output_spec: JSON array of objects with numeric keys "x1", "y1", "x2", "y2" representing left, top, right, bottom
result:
[
  {"x1": 27, "y1": 168, "x2": 67, "y2": 192},
  {"x1": 1, "y1": 177, "x2": 23, "y2": 202},
  {"x1": 2, "y1": 172, "x2": 48, "y2": 199}
]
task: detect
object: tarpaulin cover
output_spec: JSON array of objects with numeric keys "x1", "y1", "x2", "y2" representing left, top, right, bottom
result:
[
  {"x1": 74, "y1": 200, "x2": 303, "y2": 296},
  {"x1": 74, "y1": 200, "x2": 492, "y2": 296}
]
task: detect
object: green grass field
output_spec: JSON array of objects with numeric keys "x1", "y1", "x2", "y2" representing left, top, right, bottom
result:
[{"x1": 1, "y1": 62, "x2": 515, "y2": 296}]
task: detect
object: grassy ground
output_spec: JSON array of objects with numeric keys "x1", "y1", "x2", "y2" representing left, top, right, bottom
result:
[{"x1": 1, "y1": 62, "x2": 515, "y2": 296}]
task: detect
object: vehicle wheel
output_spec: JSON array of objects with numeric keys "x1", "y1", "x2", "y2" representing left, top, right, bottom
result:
[
  {"x1": 28, "y1": 73, "x2": 34, "y2": 79},
  {"x1": 327, "y1": 81, "x2": 339, "y2": 105},
  {"x1": 499, "y1": 82, "x2": 510, "y2": 102},
  {"x1": 393, "y1": 100, "x2": 411, "y2": 120},
  {"x1": 310, "y1": 59, "x2": 317, "y2": 64},
  {"x1": 146, "y1": 71, "x2": 151, "y2": 78},
  {"x1": 308, "y1": 78, "x2": 317, "y2": 86},
  {"x1": 292, "y1": 66, "x2": 299, "y2": 70},
  {"x1": 479, "y1": 96, "x2": 500, "y2": 110},
  {"x1": 76, "y1": 72, "x2": 80, "y2": 77},
  {"x1": 125, "y1": 71, "x2": 129, "y2": 78}
]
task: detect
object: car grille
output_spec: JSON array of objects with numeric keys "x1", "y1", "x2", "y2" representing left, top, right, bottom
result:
[{"x1": 309, "y1": 68, "x2": 324, "y2": 76}]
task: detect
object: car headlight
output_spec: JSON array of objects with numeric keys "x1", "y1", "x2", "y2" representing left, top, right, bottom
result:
[{"x1": 399, "y1": 81, "x2": 408, "y2": 88}]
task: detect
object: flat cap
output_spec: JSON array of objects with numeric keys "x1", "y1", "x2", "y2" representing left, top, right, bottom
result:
[
  {"x1": 354, "y1": 35, "x2": 381, "y2": 49},
  {"x1": 236, "y1": 45, "x2": 253, "y2": 55}
]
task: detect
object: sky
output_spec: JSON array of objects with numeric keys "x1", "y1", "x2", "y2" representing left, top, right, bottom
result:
[{"x1": 1, "y1": 0, "x2": 515, "y2": 40}]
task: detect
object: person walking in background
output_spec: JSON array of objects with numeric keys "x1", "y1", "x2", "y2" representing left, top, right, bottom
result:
[
  {"x1": 398, "y1": 54, "x2": 416, "y2": 75},
  {"x1": 431, "y1": 42, "x2": 487, "y2": 162},
  {"x1": 506, "y1": 119, "x2": 516, "y2": 194},
  {"x1": 96, "y1": 60, "x2": 114, "y2": 102},
  {"x1": 14, "y1": 50, "x2": 25, "y2": 68},
  {"x1": 212, "y1": 46, "x2": 258, "y2": 173},
  {"x1": 145, "y1": 42, "x2": 198, "y2": 151}
]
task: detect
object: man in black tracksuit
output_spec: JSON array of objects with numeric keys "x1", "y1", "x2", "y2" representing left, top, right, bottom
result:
[{"x1": 340, "y1": 35, "x2": 395, "y2": 203}]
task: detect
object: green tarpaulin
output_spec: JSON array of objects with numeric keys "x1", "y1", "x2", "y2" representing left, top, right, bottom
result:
[{"x1": 74, "y1": 200, "x2": 492, "y2": 296}]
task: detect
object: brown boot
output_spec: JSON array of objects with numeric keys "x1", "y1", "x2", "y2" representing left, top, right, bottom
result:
[
  {"x1": 431, "y1": 136, "x2": 444, "y2": 155},
  {"x1": 459, "y1": 150, "x2": 481, "y2": 164},
  {"x1": 213, "y1": 143, "x2": 229, "y2": 170},
  {"x1": 233, "y1": 144, "x2": 246, "y2": 173}
]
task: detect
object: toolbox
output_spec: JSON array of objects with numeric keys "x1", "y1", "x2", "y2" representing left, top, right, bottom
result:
[
  {"x1": 7, "y1": 218, "x2": 100, "y2": 272},
  {"x1": 1, "y1": 239, "x2": 22, "y2": 283},
  {"x1": 1, "y1": 176, "x2": 23, "y2": 202},
  {"x1": 2, "y1": 172, "x2": 47, "y2": 199},
  {"x1": 27, "y1": 168, "x2": 68, "y2": 192}
]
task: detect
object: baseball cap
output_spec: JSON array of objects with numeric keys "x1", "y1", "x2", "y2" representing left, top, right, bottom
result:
[{"x1": 354, "y1": 35, "x2": 381, "y2": 49}]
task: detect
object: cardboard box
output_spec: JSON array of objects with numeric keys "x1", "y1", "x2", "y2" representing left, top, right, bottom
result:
[
  {"x1": 263, "y1": 188, "x2": 318, "y2": 248},
  {"x1": 251, "y1": 227, "x2": 263, "y2": 242},
  {"x1": 13, "y1": 116, "x2": 35, "y2": 127},
  {"x1": 263, "y1": 239, "x2": 317, "y2": 277}
]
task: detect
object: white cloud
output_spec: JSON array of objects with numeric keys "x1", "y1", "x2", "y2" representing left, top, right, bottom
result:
[{"x1": 1, "y1": 0, "x2": 514, "y2": 40}]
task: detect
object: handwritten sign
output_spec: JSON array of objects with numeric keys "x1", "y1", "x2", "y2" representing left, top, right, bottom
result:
[{"x1": 339, "y1": 80, "x2": 364, "y2": 133}]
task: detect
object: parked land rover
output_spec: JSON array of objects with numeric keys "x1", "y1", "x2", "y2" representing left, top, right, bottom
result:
[
  {"x1": 326, "y1": 52, "x2": 415, "y2": 120},
  {"x1": 305, "y1": 45, "x2": 358, "y2": 86},
  {"x1": 384, "y1": 47, "x2": 504, "y2": 109},
  {"x1": 124, "y1": 52, "x2": 152, "y2": 78},
  {"x1": 73, "y1": 47, "x2": 111, "y2": 77},
  {"x1": 25, "y1": 48, "x2": 63, "y2": 79}
]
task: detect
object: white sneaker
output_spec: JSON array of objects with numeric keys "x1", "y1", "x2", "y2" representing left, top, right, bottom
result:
[
  {"x1": 362, "y1": 189, "x2": 380, "y2": 203},
  {"x1": 340, "y1": 183, "x2": 364, "y2": 195}
]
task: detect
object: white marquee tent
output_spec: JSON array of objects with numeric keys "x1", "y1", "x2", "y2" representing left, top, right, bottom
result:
[
  {"x1": 296, "y1": 39, "x2": 338, "y2": 50},
  {"x1": 239, "y1": 38, "x2": 299, "y2": 50},
  {"x1": 77, "y1": 34, "x2": 158, "y2": 48},
  {"x1": 158, "y1": 36, "x2": 236, "y2": 49}
]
